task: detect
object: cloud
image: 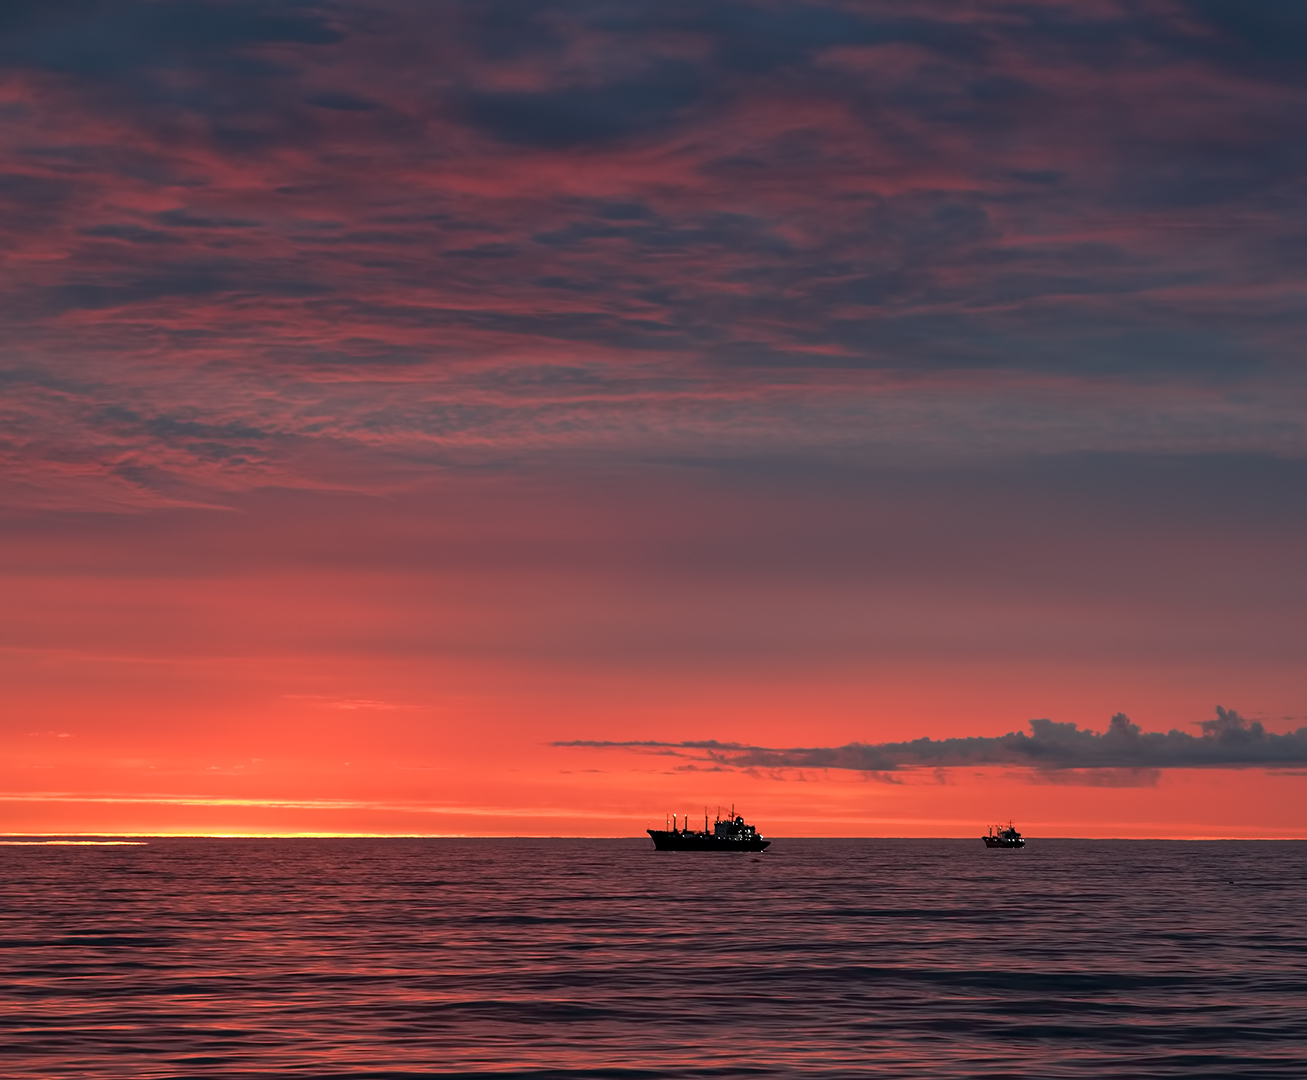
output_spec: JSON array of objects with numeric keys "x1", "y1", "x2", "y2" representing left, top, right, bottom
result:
[
  {"x1": 281, "y1": 694, "x2": 408, "y2": 711},
  {"x1": 305, "y1": 92, "x2": 379, "y2": 112},
  {"x1": 556, "y1": 709, "x2": 1307, "y2": 774},
  {"x1": 455, "y1": 62, "x2": 705, "y2": 149},
  {"x1": 4, "y1": 0, "x2": 1307, "y2": 510}
]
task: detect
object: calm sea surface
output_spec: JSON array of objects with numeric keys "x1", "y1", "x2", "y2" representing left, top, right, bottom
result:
[{"x1": 0, "y1": 838, "x2": 1303, "y2": 1078}]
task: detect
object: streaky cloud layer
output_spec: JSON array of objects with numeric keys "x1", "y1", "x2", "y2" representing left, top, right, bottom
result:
[{"x1": 3, "y1": 1, "x2": 1307, "y2": 510}]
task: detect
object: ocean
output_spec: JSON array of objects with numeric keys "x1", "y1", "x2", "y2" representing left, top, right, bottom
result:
[{"x1": 1, "y1": 838, "x2": 1303, "y2": 1077}]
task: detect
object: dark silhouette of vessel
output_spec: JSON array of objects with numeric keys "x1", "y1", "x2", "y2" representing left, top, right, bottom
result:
[
  {"x1": 983, "y1": 821, "x2": 1025, "y2": 848},
  {"x1": 648, "y1": 807, "x2": 770, "y2": 852}
]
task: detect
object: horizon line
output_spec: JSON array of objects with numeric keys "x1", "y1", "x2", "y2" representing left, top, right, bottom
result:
[{"x1": 4, "y1": 832, "x2": 1306, "y2": 842}]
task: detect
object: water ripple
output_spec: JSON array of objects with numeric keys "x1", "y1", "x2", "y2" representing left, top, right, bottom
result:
[{"x1": 0, "y1": 838, "x2": 1303, "y2": 1077}]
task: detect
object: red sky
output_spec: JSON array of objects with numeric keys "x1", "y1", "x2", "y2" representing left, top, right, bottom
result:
[{"x1": 2, "y1": 0, "x2": 1306, "y2": 836}]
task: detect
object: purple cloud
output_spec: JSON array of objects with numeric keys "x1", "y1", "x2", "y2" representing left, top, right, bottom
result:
[{"x1": 557, "y1": 709, "x2": 1307, "y2": 772}]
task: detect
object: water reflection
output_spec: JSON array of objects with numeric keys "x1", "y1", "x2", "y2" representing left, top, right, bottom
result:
[{"x1": 0, "y1": 838, "x2": 1303, "y2": 1077}]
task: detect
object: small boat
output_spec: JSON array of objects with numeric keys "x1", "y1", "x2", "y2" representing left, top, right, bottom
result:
[
  {"x1": 647, "y1": 807, "x2": 770, "y2": 852},
  {"x1": 983, "y1": 821, "x2": 1025, "y2": 848}
]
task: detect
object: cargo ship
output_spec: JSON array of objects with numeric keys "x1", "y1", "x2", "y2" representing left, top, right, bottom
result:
[
  {"x1": 648, "y1": 808, "x2": 770, "y2": 852},
  {"x1": 983, "y1": 821, "x2": 1025, "y2": 848}
]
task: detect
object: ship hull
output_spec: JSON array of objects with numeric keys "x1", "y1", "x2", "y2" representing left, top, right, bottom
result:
[
  {"x1": 647, "y1": 829, "x2": 770, "y2": 852},
  {"x1": 982, "y1": 837, "x2": 1025, "y2": 848}
]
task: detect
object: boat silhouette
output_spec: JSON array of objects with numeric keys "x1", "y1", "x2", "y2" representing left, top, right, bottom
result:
[
  {"x1": 648, "y1": 807, "x2": 771, "y2": 852},
  {"x1": 983, "y1": 821, "x2": 1026, "y2": 848}
]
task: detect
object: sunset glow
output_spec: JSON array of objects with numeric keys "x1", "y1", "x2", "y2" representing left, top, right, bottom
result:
[{"x1": 3, "y1": 1, "x2": 1305, "y2": 838}]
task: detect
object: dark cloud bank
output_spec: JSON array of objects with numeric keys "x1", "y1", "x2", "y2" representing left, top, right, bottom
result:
[{"x1": 557, "y1": 709, "x2": 1307, "y2": 776}]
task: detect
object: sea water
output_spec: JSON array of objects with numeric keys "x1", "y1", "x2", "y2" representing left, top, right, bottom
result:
[{"x1": 1, "y1": 838, "x2": 1303, "y2": 1077}]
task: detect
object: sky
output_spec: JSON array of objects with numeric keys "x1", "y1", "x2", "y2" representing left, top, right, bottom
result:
[{"x1": 2, "y1": 0, "x2": 1306, "y2": 837}]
